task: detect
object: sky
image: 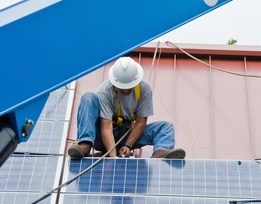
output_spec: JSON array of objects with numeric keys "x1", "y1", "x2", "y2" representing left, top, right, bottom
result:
[
  {"x1": 156, "y1": 0, "x2": 261, "y2": 46},
  {"x1": 1, "y1": 0, "x2": 261, "y2": 46}
]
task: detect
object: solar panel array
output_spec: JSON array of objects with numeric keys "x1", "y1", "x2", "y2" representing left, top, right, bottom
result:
[
  {"x1": 0, "y1": 156, "x2": 57, "y2": 204},
  {"x1": 61, "y1": 158, "x2": 261, "y2": 204},
  {"x1": 0, "y1": 85, "x2": 73, "y2": 204},
  {"x1": 1, "y1": 84, "x2": 261, "y2": 204}
]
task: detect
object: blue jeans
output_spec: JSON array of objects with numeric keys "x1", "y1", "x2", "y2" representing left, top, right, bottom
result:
[{"x1": 77, "y1": 93, "x2": 175, "y2": 152}]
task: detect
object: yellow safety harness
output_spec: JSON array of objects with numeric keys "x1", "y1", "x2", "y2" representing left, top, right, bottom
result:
[{"x1": 113, "y1": 84, "x2": 141, "y2": 125}]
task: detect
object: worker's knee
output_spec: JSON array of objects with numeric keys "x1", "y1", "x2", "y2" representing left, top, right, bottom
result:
[
  {"x1": 157, "y1": 121, "x2": 175, "y2": 132},
  {"x1": 80, "y1": 92, "x2": 99, "y2": 104},
  {"x1": 163, "y1": 121, "x2": 174, "y2": 128}
]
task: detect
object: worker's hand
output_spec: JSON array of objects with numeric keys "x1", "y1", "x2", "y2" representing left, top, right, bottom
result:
[
  {"x1": 108, "y1": 150, "x2": 118, "y2": 158},
  {"x1": 109, "y1": 155, "x2": 119, "y2": 158},
  {"x1": 119, "y1": 145, "x2": 131, "y2": 158}
]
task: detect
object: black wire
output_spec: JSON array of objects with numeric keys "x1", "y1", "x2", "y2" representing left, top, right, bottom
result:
[
  {"x1": 64, "y1": 85, "x2": 69, "y2": 90},
  {"x1": 229, "y1": 200, "x2": 261, "y2": 203},
  {"x1": 12, "y1": 152, "x2": 63, "y2": 156},
  {"x1": 255, "y1": 158, "x2": 261, "y2": 164}
]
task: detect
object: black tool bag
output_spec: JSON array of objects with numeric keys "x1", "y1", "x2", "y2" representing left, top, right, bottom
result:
[
  {"x1": 113, "y1": 119, "x2": 132, "y2": 148},
  {"x1": 93, "y1": 117, "x2": 133, "y2": 153}
]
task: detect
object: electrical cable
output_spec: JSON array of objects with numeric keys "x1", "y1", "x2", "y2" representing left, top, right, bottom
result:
[
  {"x1": 166, "y1": 41, "x2": 261, "y2": 79},
  {"x1": 12, "y1": 151, "x2": 63, "y2": 157},
  {"x1": 229, "y1": 199, "x2": 261, "y2": 203},
  {"x1": 255, "y1": 158, "x2": 261, "y2": 164},
  {"x1": 166, "y1": 41, "x2": 261, "y2": 160},
  {"x1": 148, "y1": 41, "x2": 160, "y2": 84},
  {"x1": 31, "y1": 127, "x2": 133, "y2": 204},
  {"x1": 152, "y1": 45, "x2": 162, "y2": 92}
]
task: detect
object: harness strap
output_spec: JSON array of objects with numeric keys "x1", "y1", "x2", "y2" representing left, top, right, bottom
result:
[
  {"x1": 134, "y1": 83, "x2": 141, "y2": 103},
  {"x1": 114, "y1": 84, "x2": 141, "y2": 124}
]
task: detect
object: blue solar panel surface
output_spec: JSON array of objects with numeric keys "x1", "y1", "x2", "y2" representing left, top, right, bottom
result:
[{"x1": 62, "y1": 158, "x2": 261, "y2": 204}]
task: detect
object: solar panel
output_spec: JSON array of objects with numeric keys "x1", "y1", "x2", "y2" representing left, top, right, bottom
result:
[
  {"x1": 0, "y1": 85, "x2": 74, "y2": 204},
  {"x1": 0, "y1": 156, "x2": 59, "y2": 204},
  {"x1": 16, "y1": 86, "x2": 71, "y2": 154},
  {"x1": 40, "y1": 86, "x2": 71, "y2": 121},
  {"x1": 0, "y1": 156, "x2": 60, "y2": 192},
  {"x1": 61, "y1": 194, "x2": 229, "y2": 204},
  {"x1": 62, "y1": 158, "x2": 261, "y2": 204},
  {"x1": 0, "y1": 192, "x2": 51, "y2": 204}
]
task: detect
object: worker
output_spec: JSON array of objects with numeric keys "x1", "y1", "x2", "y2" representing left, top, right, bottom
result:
[{"x1": 68, "y1": 57, "x2": 186, "y2": 158}]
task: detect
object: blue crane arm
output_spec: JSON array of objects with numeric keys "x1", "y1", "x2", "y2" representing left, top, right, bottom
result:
[{"x1": 0, "y1": 0, "x2": 232, "y2": 166}]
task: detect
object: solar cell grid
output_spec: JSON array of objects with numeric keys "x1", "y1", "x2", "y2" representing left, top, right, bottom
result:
[
  {"x1": 40, "y1": 87, "x2": 70, "y2": 121},
  {"x1": 16, "y1": 87, "x2": 70, "y2": 154},
  {"x1": 63, "y1": 158, "x2": 261, "y2": 204},
  {"x1": 16, "y1": 121, "x2": 67, "y2": 154},
  {"x1": 0, "y1": 192, "x2": 51, "y2": 204},
  {"x1": 0, "y1": 156, "x2": 59, "y2": 192},
  {"x1": 61, "y1": 194, "x2": 231, "y2": 204},
  {"x1": 0, "y1": 86, "x2": 73, "y2": 204}
]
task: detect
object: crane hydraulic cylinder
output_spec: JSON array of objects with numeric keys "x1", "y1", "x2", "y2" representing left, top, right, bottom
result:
[{"x1": 0, "y1": 124, "x2": 18, "y2": 167}]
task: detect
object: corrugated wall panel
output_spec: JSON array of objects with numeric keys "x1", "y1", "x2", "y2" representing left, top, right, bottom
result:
[
  {"x1": 148, "y1": 57, "x2": 176, "y2": 122},
  {"x1": 245, "y1": 59, "x2": 261, "y2": 159},
  {"x1": 68, "y1": 43, "x2": 261, "y2": 160},
  {"x1": 175, "y1": 56, "x2": 213, "y2": 159},
  {"x1": 211, "y1": 58, "x2": 252, "y2": 159}
]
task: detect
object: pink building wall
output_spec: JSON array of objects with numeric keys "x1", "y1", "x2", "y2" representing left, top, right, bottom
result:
[{"x1": 68, "y1": 42, "x2": 261, "y2": 160}]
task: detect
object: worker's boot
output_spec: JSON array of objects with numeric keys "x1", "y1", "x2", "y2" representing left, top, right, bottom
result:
[
  {"x1": 151, "y1": 148, "x2": 186, "y2": 159},
  {"x1": 68, "y1": 141, "x2": 92, "y2": 158}
]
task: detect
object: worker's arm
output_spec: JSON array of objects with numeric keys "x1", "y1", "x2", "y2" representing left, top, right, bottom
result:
[
  {"x1": 119, "y1": 116, "x2": 147, "y2": 157},
  {"x1": 100, "y1": 118, "x2": 117, "y2": 157}
]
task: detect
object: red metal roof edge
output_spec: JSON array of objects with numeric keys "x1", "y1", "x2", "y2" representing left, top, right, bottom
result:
[{"x1": 134, "y1": 42, "x2": 261, "y2": 57}]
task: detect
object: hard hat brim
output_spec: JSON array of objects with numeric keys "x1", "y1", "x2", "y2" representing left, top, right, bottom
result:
[{"x1": 108, "y1": 63, "x2": 144, "y2": 89}]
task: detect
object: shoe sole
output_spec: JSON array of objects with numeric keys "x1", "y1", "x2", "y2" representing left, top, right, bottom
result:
[
  {"x1": 165, "y1": 148, "x2": 186, "y2": 159},
  {"x1": 68, "y1": 146, "x2": 84, "y2": 158}
]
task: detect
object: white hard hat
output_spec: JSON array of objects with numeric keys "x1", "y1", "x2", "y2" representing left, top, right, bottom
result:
[{"x1": 108, "y1": 57, "x2": 144, "y2": 89}]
